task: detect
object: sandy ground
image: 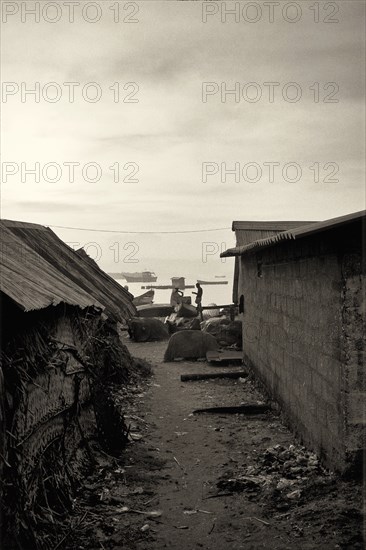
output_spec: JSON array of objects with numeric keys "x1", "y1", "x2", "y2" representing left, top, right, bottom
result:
[{"x1": 66, "y1": 339, "x2": 364, "y2": 550}]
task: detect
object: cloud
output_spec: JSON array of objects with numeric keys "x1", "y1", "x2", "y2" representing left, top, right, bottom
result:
[{"x1": 1, "y1": 1, "x2": 364, "y2": 276}]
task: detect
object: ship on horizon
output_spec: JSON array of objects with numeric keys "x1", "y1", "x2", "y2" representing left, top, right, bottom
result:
[
  {"x1": 197, "y1": 279, "x2": 228, "y2": 285},
  {"x1": 121, "y1": 270, "x2": 158, "y2": 283}
]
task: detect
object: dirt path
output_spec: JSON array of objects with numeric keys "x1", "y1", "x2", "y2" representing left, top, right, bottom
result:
[
  {"x1": 68, "y1": 340, "x2": 363, "y2": 550},
  {"x1": 127, "y1": 341, "x2": 278, "y2": 550}
]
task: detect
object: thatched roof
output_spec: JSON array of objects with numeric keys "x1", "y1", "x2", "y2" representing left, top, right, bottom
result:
[{"x1": 0, "y1": 220, "x2": 136, "y2": 320}]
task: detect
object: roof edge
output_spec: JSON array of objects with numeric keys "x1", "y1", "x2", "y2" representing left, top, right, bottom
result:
[
  {"x1": 223, "y1": 210, "x2": 366, "y2": 257},
  {"x1": 1, "y1": 218, "x2": 49, "y2": 230},
  {"x1": 231, "y1": 220, "x2": 318, "y2": 232}
]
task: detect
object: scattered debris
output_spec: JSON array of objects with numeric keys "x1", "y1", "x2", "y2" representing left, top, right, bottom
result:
[
  {"x1": 193, "y1": 403, "x2": 270, "y2": 415},
  {"x1": 206, "y1": 350, "x2": 243, "y2": 364},
  {"x1": 50, "y1": 336, "x2": 363, "y2": 550},
  {"x1": 117, "y1": 486, "x2": 145, "y2": 497},
  {"x1": 173, "y1": 456, "x2": 183, "y2": 469},
  {"x1": 115, "y1": 507, "x2": 162, "y2": 517},
  {"x1": 129, "y1": 433, "x2": 143, "y2": 441},
  {"x1": 218, "y1": 475, "x2": 265, "y2": 494},
  {"x1": 204, "y1": 492, "x2": 234, "y2": 499},
  {"x1": 143, "y1": 495, "x2": 159, "y2": 506},
  {"x1": 183, "y1": 509, "x2": 213, "y2": 515},
  {"x1": 243, "y1": 516, "x2": 270, "y2": 526},
  {"x1": 286, "y1": 489, "x2": 302, "y2": 500},
  {"x1": 217, "y1": 443, "x2": 332, "y2": 508},
  {"x1": 180, "y1": 371, "x2": 248, "y2": 382}
]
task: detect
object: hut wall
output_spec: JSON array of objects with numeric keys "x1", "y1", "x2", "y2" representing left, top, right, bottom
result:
[
  {"x1": 0, "y1": 368, "x2": 5, "y2": 538},
  {"x1": 238, "y1": 223, "x2": 365, "y2": 472},
  {"x1": 1, "y1": 305, "x2": 99, "y2": 545}
]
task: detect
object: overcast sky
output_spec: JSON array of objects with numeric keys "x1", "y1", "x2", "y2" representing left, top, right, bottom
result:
[{"x1": 1, "y1": 1, "x2": 365, "y2": 277}]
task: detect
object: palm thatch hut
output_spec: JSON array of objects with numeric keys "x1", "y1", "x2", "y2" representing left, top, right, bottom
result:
[{"x1": 0, "y1": 220, "x2": 139, "y2": 548}]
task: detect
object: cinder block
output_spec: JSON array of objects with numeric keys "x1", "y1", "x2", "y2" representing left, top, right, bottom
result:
[
  {"x1": 293, "y1": 299, "x2": 301, "y2": 318},
  {"x1": 347, "y1": 391, "x2": 366, "y2": 425},
  {"x1": 300, "y1": 299, "x2": 310, "y2": 319},
  {"x1": 285, "y1": 296, "x2": 293, "y2": 316},
  {"x1": 294, "y1": 280, "x2": 303, "y2": 298},
  {"x1": 237, "y1": 238, "x2": 363, "y2": 473},
  {"x1": 300, "y1": 260, "x2": 308, "y2": 279}
]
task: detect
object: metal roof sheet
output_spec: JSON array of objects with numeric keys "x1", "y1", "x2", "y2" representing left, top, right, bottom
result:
[
  {"x1": 221, "y1": 211, "x2": 366, "y2": 257},
  {"x1": 232, "y1": 221, "x2": 315, "y2": 232}
]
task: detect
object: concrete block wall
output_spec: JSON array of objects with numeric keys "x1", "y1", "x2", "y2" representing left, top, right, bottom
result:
[
  {"x1": 341, "y1": 253, "x2": 366, "y2": 468},
  {"x1": 239, "y1": 232, "x2": 358, "y2": 471}
]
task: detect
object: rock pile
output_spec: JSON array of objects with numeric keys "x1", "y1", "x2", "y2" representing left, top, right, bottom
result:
[
  {"x1": 258, "y1": 443, "x2": 321, "y2": 477},
  {"x1": 201, "y1": 317, "x2": 242, "y2": 348},
  {"x1": 218, "y1": 443, "x2": 332, "y2": 507}
]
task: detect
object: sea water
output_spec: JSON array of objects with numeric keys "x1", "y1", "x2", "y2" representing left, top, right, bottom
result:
[{"x1": 113, "y1": 278, "x2": 233, "y2": 306}]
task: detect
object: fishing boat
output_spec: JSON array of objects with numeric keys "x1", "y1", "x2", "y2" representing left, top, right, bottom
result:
[
  {"x1": 214, "y1": 275, "x2": 226, "y2": 278},
  {"x1": 132, "y1": 289, "x2": 154, "y2": 307},
  {"x1": 197, "y1": 280, "x2": 228, "y2": 285},
  {"x1": 136, "y1": 303, "x2": 174, "y2": 318},
  {"x1": 121, "y1": 271, "x2": 157, "y2": 283},
  {"x1": 141, "y1": 284, "x2": 195, "y2": 290}
]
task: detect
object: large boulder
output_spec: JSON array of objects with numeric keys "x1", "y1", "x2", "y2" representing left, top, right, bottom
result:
[
  {"x1": 128, "y1": 317, "x2": 169, "y2": 342},
  {"x1": 201, "y1": 317, "x2": 242, "y2": 348},
  {"x1": 164, "y1": 330, "x2": 218, "y2": 361}
]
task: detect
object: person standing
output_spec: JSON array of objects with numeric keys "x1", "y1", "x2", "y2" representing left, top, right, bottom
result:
[
  {"x1": 193, "y1": 283, "x2": 203, "y2": 319},
  {"x1": 170, "y1": 287, "x2": 183, "y2": 308}
]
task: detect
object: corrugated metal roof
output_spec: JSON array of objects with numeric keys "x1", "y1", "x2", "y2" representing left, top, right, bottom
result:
[
  {"x1": 0, "y1": 219, "x2": 137, "y2": 320},
  {"x1": 225, "y1": 221, "x2": 317, "y2": 303},
  {"x1": 221, "y1": 211, "x2": 366, "y2": 257},
  {"x1": 232, "y1": 221, "x2": 316, "y2": 247},
  {"x1": 232, "y1": 221, "x2": 315, "y2": 232}
]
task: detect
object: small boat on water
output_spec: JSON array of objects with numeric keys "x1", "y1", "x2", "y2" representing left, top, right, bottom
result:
[
  {"x1": 197, "y1": 280, "x2": 228, "y2": 285},
  {"x1": 122, "y1": 271, "x2": 157, "y2": 283},
  {"x1": 136, "y1": 303, "x2": 174, "y2": 318},
  {"x1": 136, "y1": 297, "x2": 195, "y2": 318},
  {"x1": 214, "y1": 275, "x2": 226, "y2": 278},
  {"x1": 141, "y1": 284, "x2": 195, "y2": 290},
  {"x1": 132, "y1": 289, "x2": 154, "y2": 307}
]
